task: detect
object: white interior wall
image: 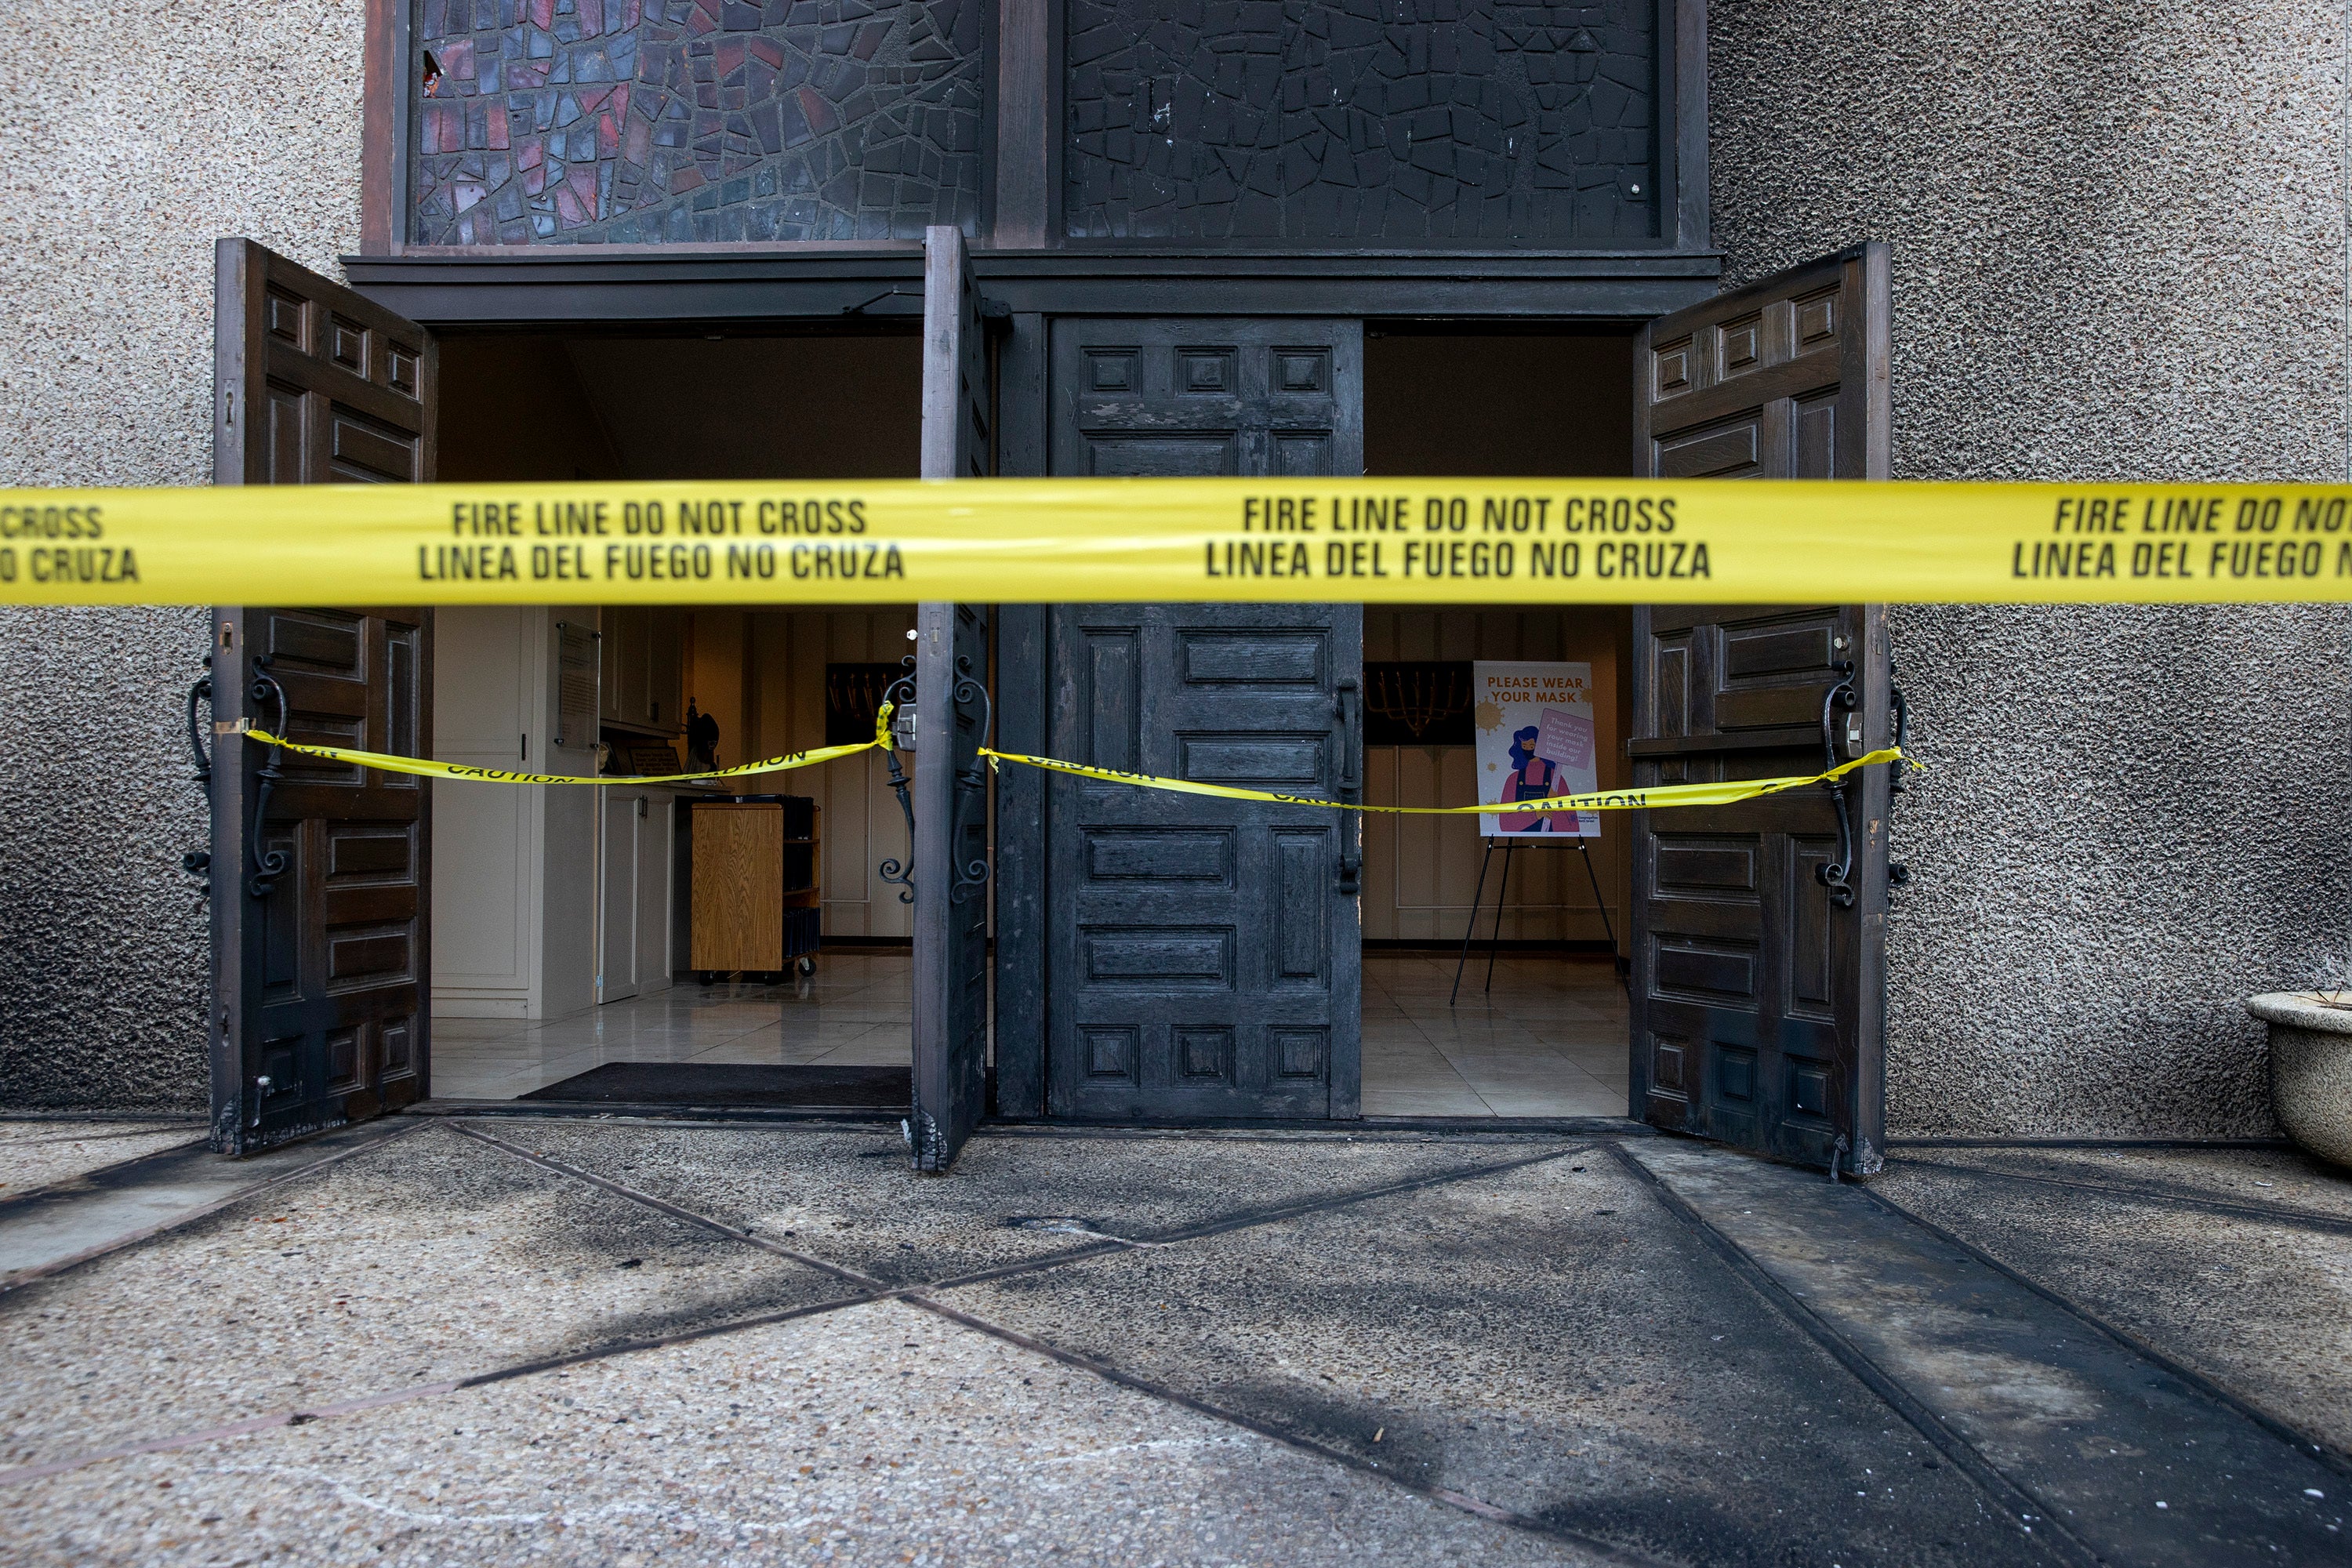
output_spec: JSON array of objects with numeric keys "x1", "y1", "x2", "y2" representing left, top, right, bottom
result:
[
  {"x1": 684, "y1": 610, "x2": 748, "y2": 764},
  {"x1": 446, "y1": 601, "x2": 1620, "y2": 1008},
  {"x1": 742, "y1": 608, "x2": 918, "y2": 941},
  {"x1": 1363, "y1": 607, "x2": 1631, "y2": 947},
  {"x1": 437, "y1": 601, "x2": 906, "y2": 1027}
]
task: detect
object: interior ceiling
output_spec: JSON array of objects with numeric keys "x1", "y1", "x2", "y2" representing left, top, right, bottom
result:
[
  {"x1": 438, "y1": 328, "x2": 1631, "y2": 483},
  {"x1": 564, "y1": 336, "x2": 923, "y2": 481},
  {"x1": 437, "y1": 332, "x2": 922, "y2": 484},
  {"x1": 1364, "y1": 332, "x2": 1635, "y2": 477}
]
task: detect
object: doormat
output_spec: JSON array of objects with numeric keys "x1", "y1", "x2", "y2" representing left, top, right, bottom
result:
[{"x1": 521, "y1": 1062, "x2": 911, "y2": 1109}]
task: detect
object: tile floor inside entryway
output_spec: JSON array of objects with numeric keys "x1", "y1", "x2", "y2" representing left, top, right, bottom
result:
[
  {"x1": 1362, "y1": 953, "x2": 1628, "y2": 1117},
  {"x1": 430, "y1": 952, "x2": 916, "y2": 1102},
  {"x1": 432, "y1": 950, "x2": 1628, "y2": 1116}
]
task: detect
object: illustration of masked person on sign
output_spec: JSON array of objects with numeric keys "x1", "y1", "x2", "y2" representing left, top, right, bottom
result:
[{"x1": 1499, "y1": 725, "x2": 1560, "y2": 833}]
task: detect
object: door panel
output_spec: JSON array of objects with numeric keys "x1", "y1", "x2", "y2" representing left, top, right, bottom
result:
[
  {"x1": 1046, "y1": 318, "x2": 1363, "y2": 1120},
  {"x1": 599, "y1": 793, "x2": 640, "y2": 1004},
  {"x1": 639, "y1": 797, "x2": 673, "y2": 992},
  {"x1": 210, "y1": 239, "x2": 435, "y2": 1154},
  {"x1": 1628, "y1": 244, "x2": 1891, "y2": 1174},
  {"x1": 909, "y1": 226, "x2": 993, "y2": 1171}
]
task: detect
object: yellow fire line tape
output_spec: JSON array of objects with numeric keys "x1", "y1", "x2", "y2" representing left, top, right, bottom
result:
[
  {"x1": 240, "y1": 718, "x2": 1904, "y2": 815},
  {"x1": 239, "y1": 702, "x2": 898, "y2": 787},
  {"x1": 977, "y1": 746, "x2": 1909, "y2": 815},
  {"x1": 5, "y1": 478, "x2": 2351, "y2": 605},
  {"x1": 244, "y1": 730, "x2": 885, "y2": 787}
]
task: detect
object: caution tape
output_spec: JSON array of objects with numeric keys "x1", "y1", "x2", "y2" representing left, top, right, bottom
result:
[
  {"x1": 239, "y1": 712, "x2": 1904, "y2": 815},
  {"x1": 978, "y1": 746, "x2": 1908, "y2": 815},
  {"x1": 239, "y1": 702, "x2": 897, "y2": 786},
  {"x1": 7, "y1": 478, "x2": 2352, "y2": 605}
]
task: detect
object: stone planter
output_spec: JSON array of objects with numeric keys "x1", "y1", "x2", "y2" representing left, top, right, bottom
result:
[{"x1": 2246, "y1": 993, "x2": 2352, "y2": 1168}]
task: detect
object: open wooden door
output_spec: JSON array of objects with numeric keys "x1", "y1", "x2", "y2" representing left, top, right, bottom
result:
[
  {"x1": 208, "y1": 240, "x2": 437, "y2": 1154},
  {"x1": 908, "y1": 226, "x2": 992, "y2": 1171},
  {"x1": 1626, "y1": 244, "x2": 1893, "y2": 1174}
]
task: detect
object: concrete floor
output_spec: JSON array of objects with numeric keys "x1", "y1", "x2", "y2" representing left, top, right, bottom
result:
[
  {"x1": 1, "y1": 1120, "x2": 2345, "y2": 1566},
  {"x1": 434, "y1": 950, "x2": 1629, "y2": 1116},
  {"x1": 0, "y1": 1120, "x2": 202, "y2": 1199}
]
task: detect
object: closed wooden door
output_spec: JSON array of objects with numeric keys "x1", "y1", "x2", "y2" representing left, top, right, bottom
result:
[
  {"x1": 209, "y1": 240, "x2": 437, "y2": 1152},
  {"x1": 1045, "y1": 318, "x2": 1364, "y2": 1120},
  {"x1": 1627, "y1": 245, "x2": 1893, "y2": 1174}
]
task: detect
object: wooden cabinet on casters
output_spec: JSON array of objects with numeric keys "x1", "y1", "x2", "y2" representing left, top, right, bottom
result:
[{"x1": 688, "y1": 797, "x2": 822, "y2": 982}]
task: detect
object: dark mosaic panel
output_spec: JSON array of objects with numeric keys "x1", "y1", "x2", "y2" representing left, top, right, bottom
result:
[
  {"x1": 411, "y1": 0, "x2": 982, "y2": 245},
  {"x1": 1065, "y1": 0, "x2": 1657, "y2": 245}
]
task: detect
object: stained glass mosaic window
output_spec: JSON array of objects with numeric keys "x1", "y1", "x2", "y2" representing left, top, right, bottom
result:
[
  {"x1": 411, "y1": 0, "x2": 983, "y2": 245},
  {"x1": 1064, "y1": 0, "x2": 1657, "y2": 245}
]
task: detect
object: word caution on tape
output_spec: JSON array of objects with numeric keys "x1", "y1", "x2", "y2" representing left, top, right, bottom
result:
[
  {"x1": 241, "y1": 716, "x2": 1907, "y2": 819},
  {"x1": 6, "y1": 478, "x2": 2352, "y2": 605}
]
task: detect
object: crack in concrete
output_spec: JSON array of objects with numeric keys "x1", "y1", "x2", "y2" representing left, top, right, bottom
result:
[
  {"x1": 1862, "y1": 1175, "x2": 2352, "y2": 1480},
  {"x1": 898, "y1": 1288, "x2": 1673, "y2": 1568},
  {"x1": 20, "y1": 1119, "x2": 2327, "y2": 1568},
  {"x1": 1603, "y1": 1142, "x2": 2099, "y2": 1568},
  {"x1": 0, "y1": 1122, "x2": 1589, "y2": 1518},
  {"x1": 0, "y1": 1117, "x2": 437, "y2": 1294},
  {"x1": 1883, "y1": 1152, "x2": 2352, "y2": 1240}
]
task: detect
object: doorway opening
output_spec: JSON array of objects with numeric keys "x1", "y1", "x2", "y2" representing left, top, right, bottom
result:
[
  {"x1": 1358, "y1": 327, "x2": 1639, "y2": 1117},
  {"x1": 424, "y1": 329, "x2": 925, "y2": 1106}
]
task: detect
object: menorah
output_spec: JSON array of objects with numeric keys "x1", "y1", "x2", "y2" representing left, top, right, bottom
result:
[{"x1": 1364, "y1": 662, "x2": 1473, "y2": 741}]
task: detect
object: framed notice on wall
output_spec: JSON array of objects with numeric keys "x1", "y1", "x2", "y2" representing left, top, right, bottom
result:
[
  {"x1": 1472, "y1": 661, "x2": 1599, "y2": 840},
  {"x1": 553, "y1": 619, "x2": 599, "y2": 750}
]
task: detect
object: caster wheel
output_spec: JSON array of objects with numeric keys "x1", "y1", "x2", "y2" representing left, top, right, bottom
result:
[{"x1": 797, "y1": 956, "x2": 816, "y2": 977}]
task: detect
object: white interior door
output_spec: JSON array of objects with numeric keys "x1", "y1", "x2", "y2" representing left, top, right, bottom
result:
[
  {"x1": 598, "y1": 791, "x2": 641, "y2": 1003},
  {"x1": 636, "y1": 795, "x2": 673, "y2": 993}
]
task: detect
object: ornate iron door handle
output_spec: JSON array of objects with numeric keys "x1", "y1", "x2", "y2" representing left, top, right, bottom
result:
[
  {"x1": 1888, "y1": 683, "x2": 1911, "y2": 793},
  {"x1": 1815, "y1": 661, "x2": 1858, "y2": 909},
  {"x1": 246, "y1": 660, "x2": 291, "y2": 900},
  {"x1": 183, "y1": 659, "x2": 215, "y2": 902},
  {"x1": 876, "y1": 658, "x2": 917, "y2": 903},
  {"x1": 186, "y1": 661, "x2": 214, "y2": 785},
  {"x1": 1886, "y1": 678, "x2": 1913, "y2": 888},
  {"x1": 949, "y1": 656, "x2": 993, "y2": 906}
]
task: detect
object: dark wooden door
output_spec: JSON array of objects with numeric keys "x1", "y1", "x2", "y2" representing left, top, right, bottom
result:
[
  {"x1": 1045, "y1": 319, "x2": 1363, "y2": 1120},
  {"x1": 1627, "y1": 244, "x2": 1893, "y2": 1174},
  {"x1": 909, "y1": 227, "x2": 992, "y2": 1171},
  {"x1": 209, "y1": 239, "x2": 437, "y2": 1154}
]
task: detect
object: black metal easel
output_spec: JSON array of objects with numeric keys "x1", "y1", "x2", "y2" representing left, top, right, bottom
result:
[{"x1": 1450, "y1": 833, "x2": 1624, "y2": 1004}]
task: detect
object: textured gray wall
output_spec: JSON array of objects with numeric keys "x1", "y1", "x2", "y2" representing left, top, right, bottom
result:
[
  {"x1": 0, "y1": 7, "x2": 365, "y2": 1109},
  {"x1": 1711, "y1": 2, "x2": 2352, "y2": 1135}
]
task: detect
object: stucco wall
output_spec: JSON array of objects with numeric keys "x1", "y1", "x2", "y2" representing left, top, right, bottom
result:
[
  {"x1": 1711, "y1": 2, "x2": 2352, "y2": 1135},
  {"x1": 0, "y1": 9, "x2": 365, "y2": 1109}
]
